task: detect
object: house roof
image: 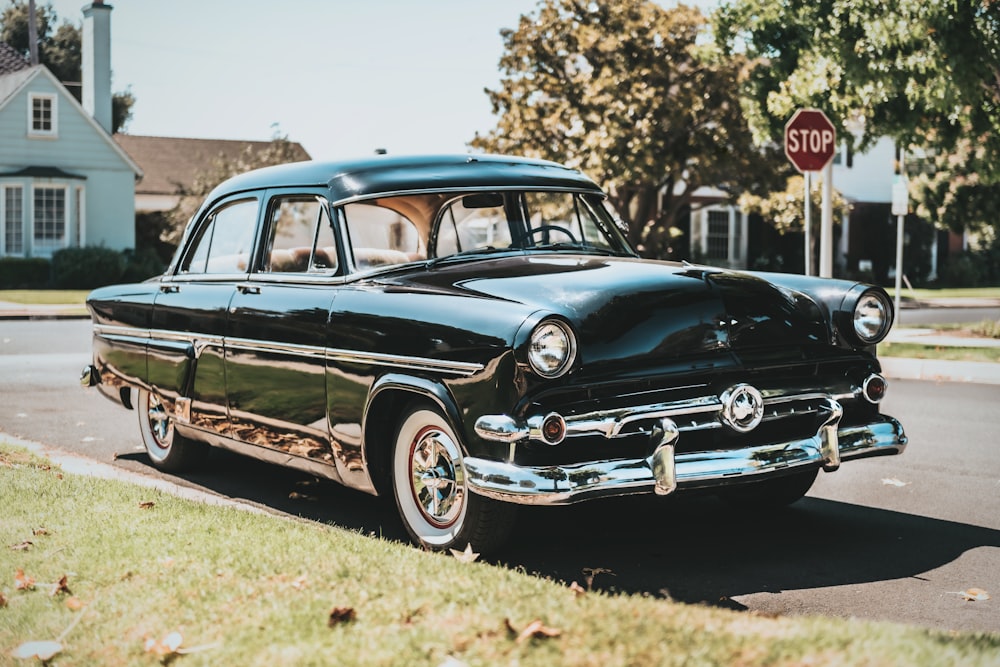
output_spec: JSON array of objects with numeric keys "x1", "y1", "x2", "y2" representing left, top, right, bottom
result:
[
  {"x1": 0, "y1": 42, "x2": 30, "y2": 75},
  {"x1": 113, "y1": 134, "x2": 311, "y2": 196}
]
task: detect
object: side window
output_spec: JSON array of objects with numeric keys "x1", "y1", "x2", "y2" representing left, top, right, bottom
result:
[
  {"x1": 261, "y1": 197, "x2": 338, "y2": 274},
  {"x1": 342, "y1": 201, "x2": 422, "y2": 269},
  {"x1": 435, "y1": 193, "x2": 510, "y2": 256},
  {"x1": 180, "y1": 199, "x2": 258, "y2": 274}
]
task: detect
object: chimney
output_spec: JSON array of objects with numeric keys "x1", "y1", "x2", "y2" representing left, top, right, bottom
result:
[{"x1": 82, "y1": 1, "x2": 112, "y2": 133}]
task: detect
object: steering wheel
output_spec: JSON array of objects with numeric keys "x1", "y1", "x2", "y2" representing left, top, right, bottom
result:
[{"x1": 509, "y1": 225, "x2": 578, "y2": 248}]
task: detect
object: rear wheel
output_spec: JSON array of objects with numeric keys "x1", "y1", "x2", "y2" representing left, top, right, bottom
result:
[
  {"x1": 391, "y1": 404, "x2": 515, "y2": 553},
  {"x1": 137, "y1": 389, "x2": 206, "y2": 472},
  {"x1": 716, "y1": 468, "x2": 818, "y2": 508}
]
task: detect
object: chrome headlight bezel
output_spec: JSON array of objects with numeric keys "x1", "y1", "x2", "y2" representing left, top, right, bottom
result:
[
  {"x1": 527, "y1": 319, "x2": 577, "y2": 379},
  {"x1": 841, "y1": 286, "x2": 893, "y2": 346}
]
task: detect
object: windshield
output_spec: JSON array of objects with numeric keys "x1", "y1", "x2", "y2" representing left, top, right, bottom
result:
[{"x1": 341, "y1": 190, "x2": 632, "y2": 271}]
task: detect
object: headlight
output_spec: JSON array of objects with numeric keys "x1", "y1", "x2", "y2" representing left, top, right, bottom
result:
[
  {"x1": 852, "y1": 290, "x2": 892, "y2": 344},
  {"x1": 527, "y1": 319, "x2": 576, "y2": 378}
]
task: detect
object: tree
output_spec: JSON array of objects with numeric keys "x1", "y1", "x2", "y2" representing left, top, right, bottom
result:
[
  {"x1": 0, "y1": 0, "x2": 135, "y2": 132},
  {"x1": 715, "y1": 0, "x2": 1000, "y2": 232},
  {"x1": 471, "y1": 0, "x2": 786, "y2": 259}
]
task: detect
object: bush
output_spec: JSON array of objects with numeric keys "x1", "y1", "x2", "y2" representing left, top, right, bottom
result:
[
  {"x1": 0, "y1": 257, "x2": 51, "y2": 288},
  {"x1": 938, "y1": 252, "x2": 985, "y2": 287},
  {"x1": 50, "y1": 246, "x2": 126, "y2": 289},
  {"x1": 120, "y1": 246, "x2": 166, "y2": 283}
]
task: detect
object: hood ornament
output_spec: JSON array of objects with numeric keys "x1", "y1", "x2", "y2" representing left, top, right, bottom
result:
[{"x1": 719, "y1": 384, "x2": 764, "y2": 433}]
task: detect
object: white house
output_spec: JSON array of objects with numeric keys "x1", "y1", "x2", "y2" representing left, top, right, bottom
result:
[{"x1": 0, "y1": 1, "x2": 141, "y2": 259}]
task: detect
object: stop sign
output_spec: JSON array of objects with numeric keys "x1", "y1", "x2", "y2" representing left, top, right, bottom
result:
[{"x1": 784, "y1": 109, "x2": 837, "y2": 172}]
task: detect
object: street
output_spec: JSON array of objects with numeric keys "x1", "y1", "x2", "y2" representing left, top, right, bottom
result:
[{"x1": 1, "y1": 319, "x2": 998, "y2": 633}]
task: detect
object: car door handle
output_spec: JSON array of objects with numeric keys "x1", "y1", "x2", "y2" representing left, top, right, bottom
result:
[
  {"x1": 159, "y1": 284, "x2": 179, "y2": 294},
  {"x1": 238, "y1": 285, "x2": 261, "y2": 295}
]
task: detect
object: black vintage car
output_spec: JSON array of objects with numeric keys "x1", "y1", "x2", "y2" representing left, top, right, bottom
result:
[{"x1": 84, "y1": 154, "x2": 906, "y2": 553}]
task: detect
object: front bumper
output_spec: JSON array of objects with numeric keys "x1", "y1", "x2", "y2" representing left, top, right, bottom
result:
[{"x1": 466, "y1": 385, "x2": 906, "y2": 505}]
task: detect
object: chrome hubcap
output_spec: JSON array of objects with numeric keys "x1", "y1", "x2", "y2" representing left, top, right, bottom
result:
[
  {"x1": 147, "y1": 394, "x2": 172, "y2": 449},
  {"x1": 409, "y1": 426, "x2": 464, "y2": 527}
]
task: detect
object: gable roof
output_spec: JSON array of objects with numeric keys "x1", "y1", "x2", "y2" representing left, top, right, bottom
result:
[
  {"x1": 113, "y1": 134, "x2": 311, "y2": 196},
  {"x1": 0, "y1": 41, "x2": 30, "y2": 75},
  {"x1": 0, "y1": 64, "x2": 142, "y2": 177}
]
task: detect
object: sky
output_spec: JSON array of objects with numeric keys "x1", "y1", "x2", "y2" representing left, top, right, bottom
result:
[
  {"x1": 39, "y1": 1, "x2": 717, "y2": 161},
  {"x1": 38, "y1": 0, "x2": 548, "y2": 159}
]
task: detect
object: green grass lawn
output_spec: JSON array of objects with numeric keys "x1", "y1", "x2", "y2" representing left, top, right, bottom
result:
[
  {"x1": 1, "y1": 443, "x2": 998, "y2": 666},
  {"x1": 878, "y1": 342, "x2": 1000, "y2": 362},
  {"x1": 0, "y1": 290, "x2": 90, "y2": 305},
  {"x1": 888, "y1": 286, "x2": 1000, "y2": 300}
]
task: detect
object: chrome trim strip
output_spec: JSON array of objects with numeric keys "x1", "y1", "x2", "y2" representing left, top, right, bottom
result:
[
  {"x1": 93, "y1": 324, "x2": 482, "y2": 377},
  {"x1": 465, "y1": 416, "x2": 906, "y2": 506}
]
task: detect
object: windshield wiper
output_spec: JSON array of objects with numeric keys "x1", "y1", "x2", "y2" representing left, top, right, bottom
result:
[
  {"x1": 527, "y1": 242, "x2": 620, "y2": 256},
  {"x1": 426, "y1": 246, "x2": 516, "y2": 268}
]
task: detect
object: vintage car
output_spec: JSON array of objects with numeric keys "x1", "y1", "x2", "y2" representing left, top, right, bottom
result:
[{"x1": 84, "y1": 154, "x2": 906, "y2": 553}]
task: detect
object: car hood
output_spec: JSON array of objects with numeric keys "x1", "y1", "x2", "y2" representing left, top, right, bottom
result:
[{"x1": 380, "y1": 255, "x2": 831, "y2": 367}]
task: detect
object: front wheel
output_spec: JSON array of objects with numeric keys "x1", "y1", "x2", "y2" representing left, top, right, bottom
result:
[
  {"x1": 392, "y1": 404, "x2": 515, "y2": 553},
  {"x1": 137, "y1": 389, "x2": 206, "y2": 473}
]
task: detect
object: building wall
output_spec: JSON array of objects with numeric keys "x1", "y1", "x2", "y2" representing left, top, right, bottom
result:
[{"x1": 0, "y1": 69, "x2": 136, "y2": 255}]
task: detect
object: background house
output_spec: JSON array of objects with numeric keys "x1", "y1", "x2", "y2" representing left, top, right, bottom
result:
[{"x1": 0, "y1": 2, "x2": 141, "y2": 259}]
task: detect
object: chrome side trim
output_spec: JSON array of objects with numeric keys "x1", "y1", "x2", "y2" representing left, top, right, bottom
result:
[
  {"x1": 464, "y1": 416, "x2": 906, "y2": 506},
  {"x1": 92, "y1": 323, "x2": 483, "y2": 377}
]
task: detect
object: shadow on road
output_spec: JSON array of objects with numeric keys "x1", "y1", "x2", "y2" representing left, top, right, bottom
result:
[{"x1": 118, "y1": 447, "x2": 1000, "y2": 609}]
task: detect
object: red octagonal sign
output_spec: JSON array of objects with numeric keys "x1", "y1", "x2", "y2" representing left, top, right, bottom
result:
[{"x1": 785, "y1": 108, "x2": 837, "y2": 172}]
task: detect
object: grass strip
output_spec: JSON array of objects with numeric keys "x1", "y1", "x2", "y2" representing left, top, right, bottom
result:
[
  {"x1": 1, "y1": 443, "x2": 998, "y2": 666},
  {"x1": 879, "y1": 342, "x2": 1000, "y2": 363},
  {"x1": 0, "y1": 290, "x2": 90, "y2": 305}
]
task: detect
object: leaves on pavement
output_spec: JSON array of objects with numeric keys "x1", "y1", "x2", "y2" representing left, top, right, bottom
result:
[
  {"x1": 957, "y1": 588, "x2": 991, "y2": 602},
  {"x1": 881, "y1": 478, "x2": 910, "y2": 487}
]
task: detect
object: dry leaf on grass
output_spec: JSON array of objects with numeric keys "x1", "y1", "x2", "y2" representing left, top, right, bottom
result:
[
  {"x1": 31, "y1": 528, "x2": 49, "y2": 536},
  {"x1": 11, "y1": 640, "x2": 62, "y2": 661},
  {"x1": 505, "y1": 618, "x2": 562, "y2": 643},
  {"x1": 9, "y1": 541, "x2": 32, "y2": 551},
  {"x1": 14, "y1": 569, "x2": 35, "y2": 591},
  {"x1": 138, "y1": 501, "x2": 155, "y2": 509},
  {"x1": 65, "y1": 596, "x2": 85, "y2": 611},
  {"x1": 449, "y1": 543, "x2": 480, "y2": 563},
  {"x1": 144, "y1": 631, "x2": 183, "y2": 657},
  {"x1": 0, "y1": 591, "x2": 7, "y2": 608},
  {"x1": 290, "y1": 575, "x2": 309, "y2": 590},
  {"x1": 49, "y1": 575, "x2": 71, "y2": 597},
  {"x1": 328, "y1": 606, "x2": 357, "y2": 627}
]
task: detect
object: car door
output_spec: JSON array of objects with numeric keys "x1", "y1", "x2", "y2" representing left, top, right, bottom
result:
[
  {"x1": 149, "y1": 194, "x2": 261, "y2": 439},
  {"x1": 224, "y1": 190, "x2": 342, "y2": 474}
]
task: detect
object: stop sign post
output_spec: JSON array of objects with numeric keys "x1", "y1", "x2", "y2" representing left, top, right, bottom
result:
[{"x1": 785, "y1": 109, "x2": 837, "y2": 277}]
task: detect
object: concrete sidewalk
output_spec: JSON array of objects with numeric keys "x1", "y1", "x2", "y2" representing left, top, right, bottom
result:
[{"x1": 2, "y1": 299, "x2": 999, "y2": 384}]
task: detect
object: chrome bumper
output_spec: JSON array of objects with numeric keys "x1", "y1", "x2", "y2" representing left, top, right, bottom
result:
[{"x1": 466, "y1": 417, "x2": 906, "y2": 505}]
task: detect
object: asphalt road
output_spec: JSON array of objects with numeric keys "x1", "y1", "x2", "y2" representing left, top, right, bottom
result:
[{"x1": 1, "y1": 319, "x2": 998, "y2": 634}]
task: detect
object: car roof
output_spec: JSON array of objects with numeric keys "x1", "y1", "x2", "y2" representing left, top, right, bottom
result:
[{"x1": 204, "y1": 154, "x2": 605, "y2": 205}]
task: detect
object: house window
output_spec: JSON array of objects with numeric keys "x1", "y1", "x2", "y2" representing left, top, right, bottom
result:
[
  {"x1": 706, "y1": 210, "x2": 730, "y2": 261},
  {"x1": 28, "y1": 93, "x2": 57, "y2": 137},
  {"x1": 33, "y1": 186, "x2": 67, "y2": 255},
  {"x1": 3, "y1": 186, "x2": 24, "y2": 256}
]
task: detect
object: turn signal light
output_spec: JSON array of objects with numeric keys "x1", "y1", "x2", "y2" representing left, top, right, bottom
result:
[
  {"x1": 541, "y1": 413, "x2": 567, "y2": 445},
  {"x1": 863, "y1": 374, "x2": 888, "y2": 404}
]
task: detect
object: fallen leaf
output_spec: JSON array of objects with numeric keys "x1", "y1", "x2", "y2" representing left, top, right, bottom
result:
[
  {"x1": 31, "y1": 528, "x2": 49, "y2": 536},
  {"x1": 291, "y1": 575, "x2": 308, "y2": 590},
  {"x1": 958, "y1": 588, "x2": 991, "y2": 602},
  {"x1": 881, "y1": 477, "x2": 910, "y2": 487},
  {"x1": 569, "y1": 581, "x2": 587, "y2": 597},
  {"x1": 10, "y1": 541, "x2": 32, "y2": 551},
  {"x1": 144, "y1": 631, "x2": 183, "y2": 657},
  {"x1": 15, "y1": 569, "x2": 35, "y2": 591},
  {"x1": 65, "y1": 596, "x2": 85, "y2": 611},
  {"x1": 328, "y1": 606, "x2": 357, "y2": 627},
  {"x1": 450, "y1": 543, "x2": 480, "y2": 563},
  {"x1": 49, "y1": 575, "x2": 72, "y2": 597},
  {"x1": 0, "y1": 591, "x2": 7, "y2": 607},
  {"x1": 138, "y1": 501, "x2": 155, "y2": 509},
  {"x1": 11, "y1": 640, "x2": 62, "y2": 661},
  {"x1": 506, "y1": 618, "x2": 562, "y2": 644}
]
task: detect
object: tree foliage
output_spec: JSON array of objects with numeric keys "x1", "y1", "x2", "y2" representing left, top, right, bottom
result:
[
  {"x1": 471, "y1": 0, "x2": 786, "y2": 258},
  {"x1": 1, "y1": 0, "x2": 135, "y2": 132},
  {"x1": 715, "y1": 0, "x2": 1000, "y2": 232}
]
